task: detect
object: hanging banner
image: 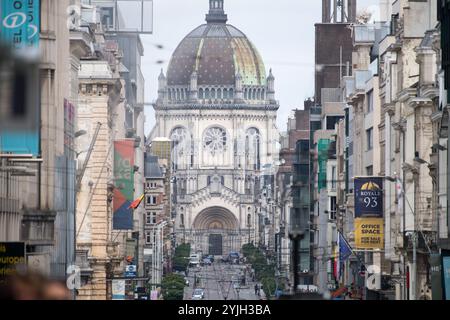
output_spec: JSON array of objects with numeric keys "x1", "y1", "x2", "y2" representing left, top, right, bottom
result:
[
  {"x1": 0, "y1": 0, "x2": 40, "y2": 156},
  {"x1": 354, "y1": 177, "x2": 384, "y2": 218},
  {"x1": 112, "y1": 280, "x2": 126, "y2": 300},
  {"x1": 354, "y1": 218, "x2": 384, "y2": 250},
  {"x1": 318, "y1": 139, "x2": 330, "y2": 191},
  {"x1": 0, "y1": 0, "x2": 40, "y2": 49},
  {"x1": 113, "y1": 140, "x2": 135, "y2": 230}
]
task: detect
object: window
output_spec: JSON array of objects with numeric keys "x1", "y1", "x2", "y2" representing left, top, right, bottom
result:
[
  {"x1": 146, "y1": 212, "x2": 157, "y2": 225},
  {"x1": 203, "y1": 127, "x2": 227, "y2": 156},
  {"x1": 146, "y1": 195, "x2": 157, "y2": 205},
  {"x1": 245, "y1": 128, "x2": 261, "y2": 170},
  {"x1": 367, "y1": 90, "x2": 373, "y2": 113},
  {"x1": 330, "y1": 196, "x2": 337, "y2": 220},
  {"x1": 366, "y1": 128, "x2": 373, "y2": 151},
  {"x1": 326, "y1": 116, "x2": 344, "y2": 130},
  {"x1": 147, "y1": 182, "x2": 157, "y2": 189},
  {"x1": 145, "y1": 231, "x2": 152, "y2": 245},
  {"x1": 366, "y1": 166, "x2": 373, "y2": 176},
  {"x1": 331, "y1": 166, "x2": 336, "y2": 190}
]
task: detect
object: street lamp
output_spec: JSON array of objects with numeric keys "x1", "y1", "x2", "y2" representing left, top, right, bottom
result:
[
  {"x1": 432, "y1": 143, "x2": 447, "y2": 151},
  {"x1": 74, "y1": 129, "x2": 87, "y2": 138},
  {"x1": 382, "y1": 173, "x2": 433, "y2": 300}
]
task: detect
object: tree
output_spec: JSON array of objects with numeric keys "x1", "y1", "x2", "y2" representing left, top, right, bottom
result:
[
  {"x1": 172, "y1": 243, "x2": 191, "y2": 272},
  {"x1": 161, "y1": 274, "x2": 185, "y2": 300}
]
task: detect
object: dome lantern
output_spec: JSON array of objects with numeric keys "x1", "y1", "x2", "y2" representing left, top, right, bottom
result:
[{"x1": 206, "y1": 0, "x2": 227, "y2": 24}]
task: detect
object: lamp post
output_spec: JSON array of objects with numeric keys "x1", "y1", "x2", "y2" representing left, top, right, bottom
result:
[{"x1": 384, "y1": 172, "x2": 433, "y2": 300}]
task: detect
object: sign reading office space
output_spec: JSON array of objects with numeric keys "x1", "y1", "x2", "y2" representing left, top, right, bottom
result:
[
  {"x1": 355, "y1": 218, "x2": 384, "y2": 250},
  {"x1": 355, "y1": 177, "x2": 384, "y2": 218}
]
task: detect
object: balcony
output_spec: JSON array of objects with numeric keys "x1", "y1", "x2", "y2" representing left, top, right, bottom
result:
[
  {"x1": 21, "y1": 210, "x2": 56, "y2": 246},
  {"x1": 354, "y1": 70, "x2": 372, "y2": 92},
  {"x1": 343, "y1": 76, "x2": 355, "y2": 99},
  {"x1": 354, "y1": 25, "x2": 375, "y2": 44}
]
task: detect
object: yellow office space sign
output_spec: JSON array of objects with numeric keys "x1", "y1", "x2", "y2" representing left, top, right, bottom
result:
[{"x1": 355, "y1": 218, "x2": 384, "y2": 249}]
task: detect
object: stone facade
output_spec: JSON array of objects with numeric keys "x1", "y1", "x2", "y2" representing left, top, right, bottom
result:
[{"x1": 150, "y1": 1, "x2": 279, "y2": 256}]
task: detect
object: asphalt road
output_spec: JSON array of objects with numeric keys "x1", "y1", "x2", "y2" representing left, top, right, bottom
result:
[{"x1": 183, "y1": 262, "x2": 262, "y2": 301}]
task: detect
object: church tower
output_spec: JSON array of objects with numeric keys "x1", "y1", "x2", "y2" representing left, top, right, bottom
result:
[{"x1": 151, "y1": 0, "x2": 279, "y2": 254}]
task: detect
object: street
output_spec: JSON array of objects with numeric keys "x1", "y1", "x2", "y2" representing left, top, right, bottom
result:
[{"x1": 183, "y1": 262, "x2": 264, "y2": 301}]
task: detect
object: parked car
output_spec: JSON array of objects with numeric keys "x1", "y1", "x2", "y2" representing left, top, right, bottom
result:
[
  {"x1": 189, "y1": 254, "x2": 200, "y2": 267},
  {"x1": 203, "y1": 258, "x2": 212, "y2": 266},
  {"x1": 207, "y1": 255, "x2": 215, "y2": 263},
  {"x1": 229, "y1": 252, "x2": 240, "y2": 264},
  {"x1": 192, "y1": 288, "x2": 205, "y2": 300}
]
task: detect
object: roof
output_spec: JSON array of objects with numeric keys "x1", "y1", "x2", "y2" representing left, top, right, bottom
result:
[
  {"x1": 144, "y1": 155, "x2": 163, "y2": 178},
  {"x1": 166, "y1": 3, "x2": 266, "y2": 87}
]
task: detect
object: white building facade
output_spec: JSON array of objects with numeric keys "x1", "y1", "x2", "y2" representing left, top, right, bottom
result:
[{"x1": 150, "y1": 0, "x2": 279, "y2": 255}]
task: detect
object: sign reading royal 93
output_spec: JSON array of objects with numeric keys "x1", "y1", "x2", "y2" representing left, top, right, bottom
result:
[{"x1": 355, "y1": 177, "x2": 384, "y2": 218}]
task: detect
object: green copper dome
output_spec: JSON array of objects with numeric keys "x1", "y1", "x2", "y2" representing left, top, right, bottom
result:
[{"x1": 166, "y1": 2, "x2": 266, "y2": 88}]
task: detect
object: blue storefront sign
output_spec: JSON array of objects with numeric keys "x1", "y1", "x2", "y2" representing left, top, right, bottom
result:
[
  {"x1": 1, "y1": 0, "x2": 40, "y2": 48},
  {"x1": 0, "y1": 0, "x2": 40, "y2": 156},
  {"x1": 124, "y1": 265, "x2": 137, "y2": 278},
  {"x1": 354, "y1": 177, "x2": 384, "y2": 218}
]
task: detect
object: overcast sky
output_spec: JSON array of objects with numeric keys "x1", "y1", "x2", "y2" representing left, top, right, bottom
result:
[{"x1": 141, "y1": 0, "x2": 380, "y2": 135}]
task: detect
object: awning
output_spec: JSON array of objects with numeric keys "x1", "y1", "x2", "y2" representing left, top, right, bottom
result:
[{"x1": 331, "y1": 286, "x2": 348, "y2": 298}]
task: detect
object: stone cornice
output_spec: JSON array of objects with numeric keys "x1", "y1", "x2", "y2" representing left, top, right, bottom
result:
[
  {"x1": 410, "y1": 97, "x2": 434, "y2": 109},
  {"x1": 397, "y1": 87, "x2": 417, "y2": 103},
  {"x1": 154, "y1": 102, "x2": 279, "y2": 112},
  {"x1": 420, "y1": 85, "x2": 439, "y2": 100},
  {"x1": 430, "y1": 111, "x2": 443, "y2": 123}
]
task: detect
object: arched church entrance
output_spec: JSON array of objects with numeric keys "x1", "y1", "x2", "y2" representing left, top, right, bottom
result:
[
  {"x1": 193, "y1": 207, "x2": 239, "y2": 256},
  {"x1": 209, "y1": 234, "x2": 223, "y2": 256}
]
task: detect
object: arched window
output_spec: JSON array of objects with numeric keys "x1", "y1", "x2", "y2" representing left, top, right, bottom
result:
[
  {"x1": 180, "y1": 214, "x2": 184, "y2": 226},
  {"x1": 199, "y1": 88, "x2": 204, "y2": 99},
  {"x1": 257, "y1": 89, "x2": 261, "y2": 100},
  {"x1": 203, "y1": 127, "x2": 227, "y2": 156},
  {"x1": 262, "y1": 89, "x2": 266, "y2": 100},
  {"x1": 211, "y1": 88, "x2": 216, "y2": 99},
  {"x1": 217, "y1": 88, "x2": 222, "y2": 99},
  {"x1": 229, "y1": 88, "x2": 234, "y2": 98},
  {"x1": 252, "y1": 89, "x2": 256, "y2": 100},
  {"x1": 244, "y1": 88, "x2": 248, "y2": 100},
  {"x1": 247, "y1": 214, "x2": 251, "y2": 226},
  {"x1": 170, "y1": 127, "x2": 191, "y2": 171},
  {"x1": 205, "y1": 88, "x2": 210, "y2": 99},
  {"x1": 245, "y1": 128, "x2": 261, "y2": 170},
  {"x1": 223, "y1": 88, "x2": 228, "y2": 99}
]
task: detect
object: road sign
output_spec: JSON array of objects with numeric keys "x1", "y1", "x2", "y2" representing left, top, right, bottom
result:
[{"x1": 124, "y1": 264, "x2": 137, "y2": 277}]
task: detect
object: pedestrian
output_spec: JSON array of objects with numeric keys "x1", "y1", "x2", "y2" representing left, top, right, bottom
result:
[{"x1": 254, "y1": 283, "x2": 258, "y2": 295}]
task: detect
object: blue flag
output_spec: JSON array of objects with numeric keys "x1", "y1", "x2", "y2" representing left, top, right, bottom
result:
[{"x1": 339, "y1": 232, "x2": 353, "y2": 263}]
